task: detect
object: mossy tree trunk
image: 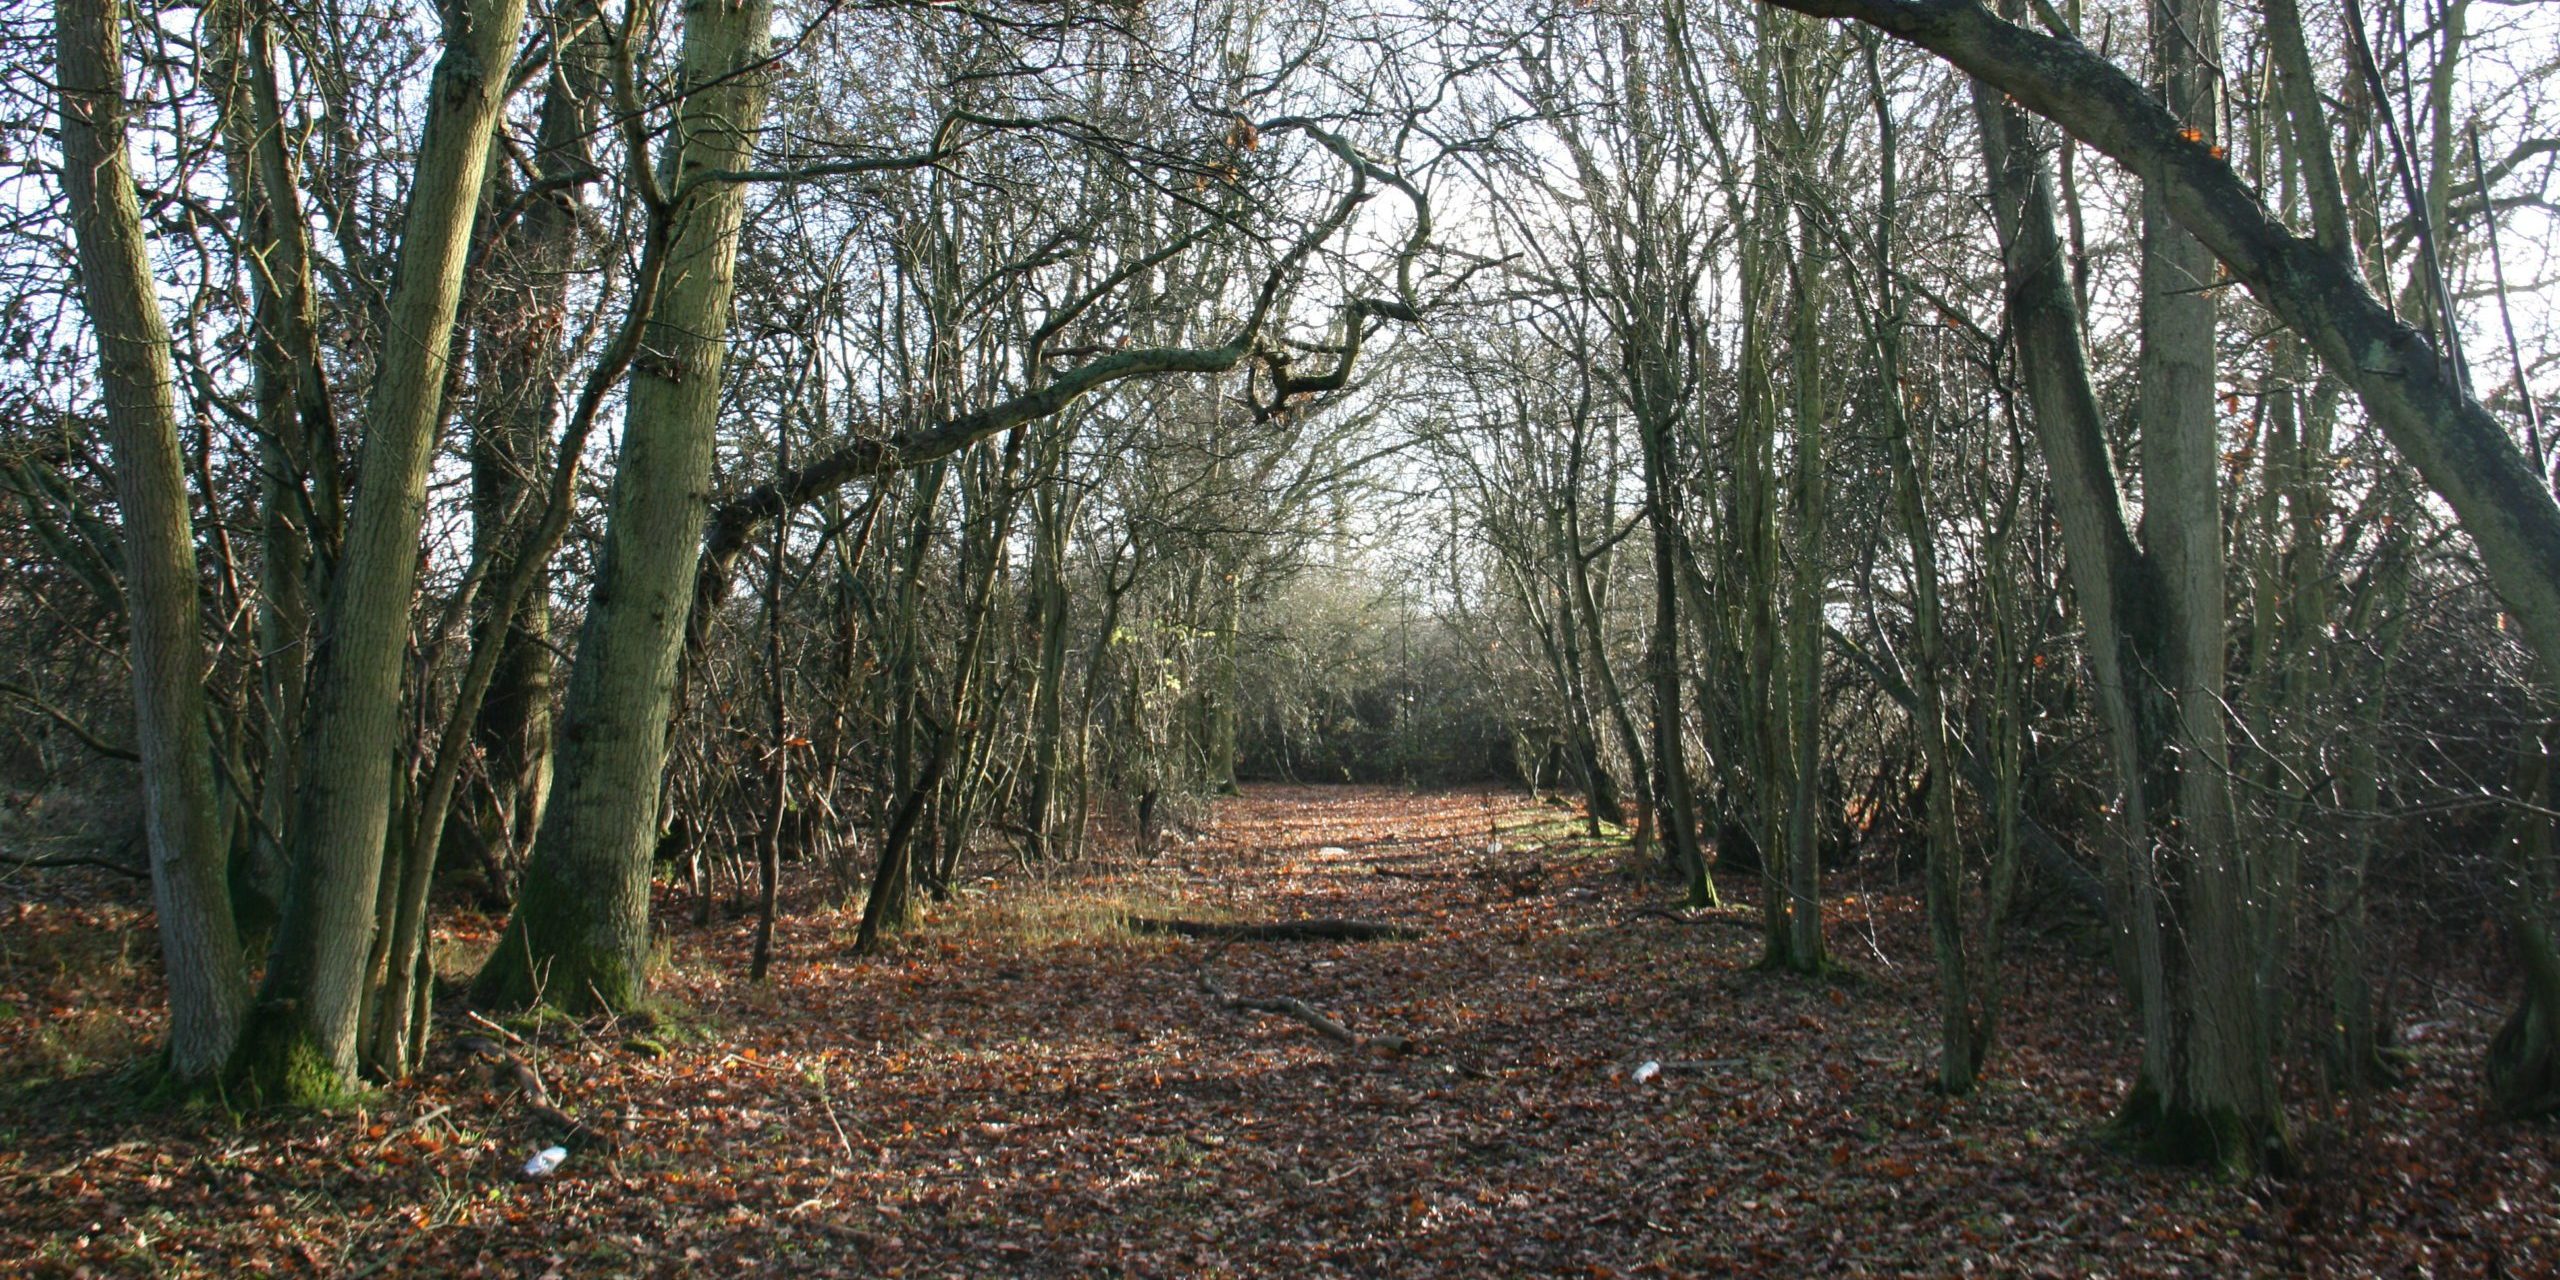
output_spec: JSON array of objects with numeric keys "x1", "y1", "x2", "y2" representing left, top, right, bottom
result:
[{"x1": 474, "y1": 0, "x2": 773, "y2": 1014}]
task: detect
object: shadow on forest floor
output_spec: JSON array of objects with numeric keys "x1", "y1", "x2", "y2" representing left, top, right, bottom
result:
[{"x1": 1, "y1": 783, "x2": 2552, "y2": 1276}]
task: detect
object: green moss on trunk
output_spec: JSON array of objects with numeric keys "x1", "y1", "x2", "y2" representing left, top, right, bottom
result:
[
  {"x1": 225, "y1": 1010, "x2": 358, "y2": 1108},
  {"x1": 472, "y1": 904, "x2": 644, "y2": 1014}
]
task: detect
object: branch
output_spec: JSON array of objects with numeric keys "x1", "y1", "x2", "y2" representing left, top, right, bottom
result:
[
  {"x1": 1195, "y1": 968, "x2": 1413, "y2": 1055},
  {"x1": 1130, "y1": 916, "x2": 1424, "y2": 943},
  {"x1": 1761, "y1": 0, "x2": 2560, "y2": 687},
  {"x1": 1822, "y1": 625, "x2": 2111, "y2": 917},
  {"x1": 0, "y1": 679, "x2": 137, "y2": 762},
  {"x1": 690, "y1": 120, "x2": 1430, "y2": 638}
]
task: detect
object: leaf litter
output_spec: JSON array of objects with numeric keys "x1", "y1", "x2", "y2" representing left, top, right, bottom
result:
[{"x1": 1, "y1": 784, "x2": 2553, "y2": 1276}]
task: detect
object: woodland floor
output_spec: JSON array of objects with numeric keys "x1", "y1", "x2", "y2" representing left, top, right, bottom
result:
[{"x1": 1, "y1": 784, "x2": 2556, "y2": 1277}]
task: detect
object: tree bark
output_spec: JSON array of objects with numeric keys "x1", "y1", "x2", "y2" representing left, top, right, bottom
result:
[
  {"x1": 466, "y1": 16, "x2": 600, "y2": 887},
  {"x1": 57, "y1": 0, "x2": 249, "y2": 1083},
  {"x1": 476, "y1": 0, "x2": 774, "y2": 1013},
  {"x1": 2119, "y1": 0, "x2": 2286, "y2": 1170},
  {"x1": 231, "y1": 0, "x2": 531, "y2": 1100},
  {"x1": 1966, "y1": 46, "x2": 2177, "y2": 1121}
]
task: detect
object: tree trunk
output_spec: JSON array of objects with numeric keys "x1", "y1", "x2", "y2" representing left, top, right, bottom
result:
[
  {"x1": 1641, "y1": 426, "x2": 1716, "y2": 905},
  {"x1": 2491, "y1": 727, "x2": 2560, "y2": 1118},
  {"x1": 1022, "y1": 451, "x2": 1076, "y2": 860},
  {"x1": 1864, "y1": 48, "x2": 1978, "y2": 1089},
  {"x1": 205, "y1": 0, "x2": 325, "y2": 931},
  {"x1": 1779, "y1": 172, "x2": 1827, "y2": 973},
  {"x1": 466, "y1": 19, "x2": 599, "y2": 889},
  {"x1": 57, "y1": 0, "x2": 250, "y2": 1083},
  {"x1": 230, "y1": 0, "x2": 531, "y2": 1101},
  {"x1": 1968, "y1": 55, "x2": 2176, "y2": 1104},
  {"x1": 2114, "y1": 0, "x2": 2289, "y2": 1174},
  {"x1": 1764, "y1": 0, "x2": 2560, "y2": 697},
  {"x1": 475, "y1": 0, "x2": 774, "y2": 1014}
]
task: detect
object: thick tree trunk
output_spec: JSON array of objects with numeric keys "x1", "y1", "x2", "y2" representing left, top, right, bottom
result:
[
  {"x1": 2115, "y1": 0, "x2": 2289, "y2": 1174},
  {"x1": 57, "y1": 0, "x2": 249, "y2": 1083},
  {"x1": 475, "y1": 0, "x2": 773, "y2": 1013}
]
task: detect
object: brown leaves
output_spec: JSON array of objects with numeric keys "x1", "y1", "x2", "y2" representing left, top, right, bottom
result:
[{"x1": 1, "y1": 787, "x2": 2554, "y2": 1275}]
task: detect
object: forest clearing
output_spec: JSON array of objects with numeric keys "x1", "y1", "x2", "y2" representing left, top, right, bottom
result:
[{"x1": 3, "y1": 786, "x2": 2552, "y2": 1277}]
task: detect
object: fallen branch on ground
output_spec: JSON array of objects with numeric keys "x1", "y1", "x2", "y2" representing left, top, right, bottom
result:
[
  {"x1": 1196, "y1": 969, "x2": 1415, "y2": 1056},
  {"x1": 0, "y1": 850, "x2": 148, "y2": 878},
  {"x1": 1624, "y1": 905, "x2": 1766, "y2": 932},
  {"x1": 1365, "y1": 865, "x2": 1467, "y2": 881},
  {"x1": 1127, "y1": 916, "x2": 1424, "y2": 942},
  {"x1": 451, "y1": 1035, "x2": 618, "y2": 1152}
]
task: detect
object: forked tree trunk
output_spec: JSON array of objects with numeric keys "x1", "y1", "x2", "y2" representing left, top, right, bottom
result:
[
  {"x1": 57, "y1": 0, "x2": 250, "y2": 1083},
  {"x1": 229, "y1": 0, "x2": 532, "y2": 1102}
]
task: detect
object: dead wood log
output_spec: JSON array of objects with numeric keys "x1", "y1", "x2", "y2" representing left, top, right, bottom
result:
[
  {"x1": 1127, "y1": 916, "x2": 1424, "y2": 943},
  {"x1": 1195, "y1": 970, "x2": 1414, "y2": 1056},
  {"x1": 1624, "y1": 905, "x2": 1766, "y2": 932}
]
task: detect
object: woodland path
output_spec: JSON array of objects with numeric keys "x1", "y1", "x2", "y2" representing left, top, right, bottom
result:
[{"x1": 1, "y1": 784, "x2": 2551, "y2": 1276}]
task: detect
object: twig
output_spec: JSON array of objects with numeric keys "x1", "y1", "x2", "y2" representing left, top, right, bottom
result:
[
  {"x1": 1193, "y1": 968, "x2": 1415, "y2": 1056},
  {"x1": 0, "y1": 679, "x2": 137, "y2": 761},
  {"x1": 817, "y1": 1085, "x2": 857, "y2": 1163},
  {"x1": 40, "y1": 1139, "x2": 147, "y2": 1180},
  {"x1": 369, "y1": 1104, "x2": 453, "y2": 1155},
  {"x1": 453, "y1": 1035, "x2": 617, "y2": 1151},
  {"x1": 465, "y1": 1009, "x2": 532, "y2": 1047}
]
